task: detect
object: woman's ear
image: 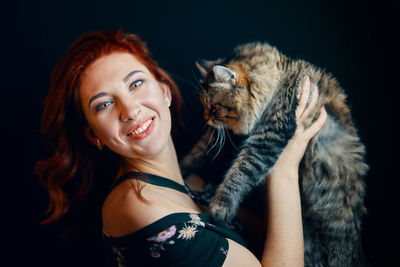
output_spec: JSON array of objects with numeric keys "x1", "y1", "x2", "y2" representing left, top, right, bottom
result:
[
  {"x1": 162, "y1": 83, "x2": 172, "y2": 105},
  {"x1": 83, "y1": 127, "x2": 103, "y2": 150}
]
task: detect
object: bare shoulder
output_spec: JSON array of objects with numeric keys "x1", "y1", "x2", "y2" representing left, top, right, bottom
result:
[
  {"x1": 102, "y1": 180, "x2": 169, "y2": 238},
  {"x1": 222, "y1": 238, "x2": 261, "y2": 267}
]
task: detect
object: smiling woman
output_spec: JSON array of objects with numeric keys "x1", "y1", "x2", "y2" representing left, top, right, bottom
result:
[{"x1": 35, "y1": 30, "x2": 184, "y2": 225}]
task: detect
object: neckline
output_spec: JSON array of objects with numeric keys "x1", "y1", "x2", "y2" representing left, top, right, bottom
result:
[{"x1": 112, "y1": 171, "x2": 188, "y2": 194}]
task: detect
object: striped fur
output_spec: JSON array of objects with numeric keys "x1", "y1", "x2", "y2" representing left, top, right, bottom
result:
[{"x1": 180, "y1": 42, "x2": 368, "y2": 266}]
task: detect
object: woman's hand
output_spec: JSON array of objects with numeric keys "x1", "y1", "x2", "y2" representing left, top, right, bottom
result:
[{"x1": 271, "y1": 76, "x2": 327, "y2": 177}]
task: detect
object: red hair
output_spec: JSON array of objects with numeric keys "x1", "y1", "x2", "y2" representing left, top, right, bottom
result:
[{"x1": 35, "y1": 29, "x2": 184, "y2": 224}]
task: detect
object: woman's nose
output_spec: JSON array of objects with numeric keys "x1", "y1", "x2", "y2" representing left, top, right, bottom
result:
[{"x1": 118, "y1": 98, "x2": 140, "y2": 122}]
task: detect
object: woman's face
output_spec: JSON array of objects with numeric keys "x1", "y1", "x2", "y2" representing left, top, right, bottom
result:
[{"x1": 79, "y1": 52, "x2": 172, "y2": 161}]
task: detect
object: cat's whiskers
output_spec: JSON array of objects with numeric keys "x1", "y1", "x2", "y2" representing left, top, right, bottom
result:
[
  {"x1": 204, "y1": 125, "x2": 226, "y2": 162},
  {"x1": 211, "y1": 127, "x2": 226, "y2": 162},
  {"x1": 171, "y1": 73, "x2": 202, "y2": 95},
  {"x1": 205, "y1": 128, "x2": 215, "y2": 150},
  {"x1": 207, "y1": 128, "x2": 220, "y2": 154},
  {"x1": 226, "y1": 128, "x2": 239, "y2": 151},
  {"x1": 190, "y1": 70, "x2": 203, "y2": 95}
]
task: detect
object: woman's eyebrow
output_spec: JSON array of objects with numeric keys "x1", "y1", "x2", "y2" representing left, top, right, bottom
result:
[
  {"x1": 123, "y1": 70, "x2": 143, "y2": 83},
  {"x1": 88, "y1": 92, "x2": 108, "y2": 108}
]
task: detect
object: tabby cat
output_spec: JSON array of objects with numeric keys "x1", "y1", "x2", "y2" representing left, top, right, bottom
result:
[{"x1": 180, "y1": 42, "x2": 368, "y2": 266}]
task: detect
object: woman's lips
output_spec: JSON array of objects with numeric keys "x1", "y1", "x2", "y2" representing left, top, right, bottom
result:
[{"x1": 126, "y1": 116, "x2": 155, "y2": 139}]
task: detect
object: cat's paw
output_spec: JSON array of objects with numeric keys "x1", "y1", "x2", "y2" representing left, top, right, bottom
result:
[{"x1": 209, "y1": 193, "x2": 239, "y2": 223}]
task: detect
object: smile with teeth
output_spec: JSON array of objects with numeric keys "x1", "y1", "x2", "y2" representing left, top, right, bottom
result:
[{"x1": 127, "y1": 118, "x2": 154, "y2": 136}]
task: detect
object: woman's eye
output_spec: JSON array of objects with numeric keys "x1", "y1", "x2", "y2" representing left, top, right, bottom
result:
[
  {"x1": 95, "y1": 100, "x2": 113, "y2": 113},
  {"x1": 129, "y1": 80, "x2": 143, "y2": 90}
]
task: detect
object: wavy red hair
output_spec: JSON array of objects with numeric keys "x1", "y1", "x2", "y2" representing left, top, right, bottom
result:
[{"x1": 35, "y1": 29, "x2": 184, "y2": 224}]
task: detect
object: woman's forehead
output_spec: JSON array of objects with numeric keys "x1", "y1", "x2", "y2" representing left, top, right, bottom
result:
[
  {"x1": 81, "y1": 53, "x2": 149, "y2": 90},
  {"x1": 85, "y1": 53, "x2": 147, "y2": 78}
]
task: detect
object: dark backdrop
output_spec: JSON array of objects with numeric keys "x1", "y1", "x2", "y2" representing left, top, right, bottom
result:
[{"x1": 1, "y1": 0, "x2": 397, "y2": 266}]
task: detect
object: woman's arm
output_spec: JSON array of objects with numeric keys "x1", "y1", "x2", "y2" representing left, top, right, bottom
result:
[{"x1": 223, "y1": 76, "x2": 327, "y2": 266}]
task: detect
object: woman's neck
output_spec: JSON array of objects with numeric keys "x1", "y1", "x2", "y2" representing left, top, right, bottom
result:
[{"x1": 117, "y1": 136, "x2": 184, "y2": 185}]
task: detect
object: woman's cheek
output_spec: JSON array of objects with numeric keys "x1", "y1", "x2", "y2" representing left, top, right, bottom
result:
[{"x1": 97, "y1": 120, "x2": 119, "y2": 143}]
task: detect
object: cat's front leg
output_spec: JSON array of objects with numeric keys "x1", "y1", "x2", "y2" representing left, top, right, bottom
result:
[
  {"x1": 210, "y1": 113, "x2": 298, "y2": 223},
  {"x1": 209, "y1": 147, "x2": 256, "y2": 223}
]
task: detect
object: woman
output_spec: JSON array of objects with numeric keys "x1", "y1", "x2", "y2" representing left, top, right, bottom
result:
[{"x1": 36, "y1": 29, "x2": 327, "y2": 266}]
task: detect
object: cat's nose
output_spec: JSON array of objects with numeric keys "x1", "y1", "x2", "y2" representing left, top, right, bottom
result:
[
  {"x1": 205, "y1": 106, "x2": 217, "y2": 123},
  {"x1": 210, "y1": 105, "x2": 217, "y2": 116}
]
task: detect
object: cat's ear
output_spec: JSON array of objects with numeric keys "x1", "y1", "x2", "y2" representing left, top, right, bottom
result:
[
  {"x1": 213, "y1": 65, "x2": 237, "y2": 85},
  {"x1": 196, "y1": 58, "x2": 224, "y2": 78},
  {"x1": 195, "y1": 61, "x2": 208, "y2": 78}
]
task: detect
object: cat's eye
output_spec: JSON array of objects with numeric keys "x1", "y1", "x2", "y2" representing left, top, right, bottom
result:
[{"x1": 129, "y1": 80, "x2": 143, "y2": 90}]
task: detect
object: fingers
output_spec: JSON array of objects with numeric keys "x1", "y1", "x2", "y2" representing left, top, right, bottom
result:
[
  {"x1": 296, "y1": 76, "x2": 310, "y2": 119},
  {"x1": 294, "y1": 76, "x2": 326, "y2": 139},
  {"x1": 302, "y1": 83, "x2": 319, "y2": 119},
  {"x1": 306, "y1": 106, "x2": 327, "y2": 138}
]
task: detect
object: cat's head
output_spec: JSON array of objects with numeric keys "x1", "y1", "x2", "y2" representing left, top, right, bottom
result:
[
  {"x1": 196, "y1": 43, "x2": 282, "y2": 135},
  {"x1": 196, "y1": 59, "x2": 261, "y2": 135}
]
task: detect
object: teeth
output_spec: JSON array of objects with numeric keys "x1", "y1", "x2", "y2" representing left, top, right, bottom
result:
[{"x1": 128, "y1": 118, "x2": 153, "y2": 136}]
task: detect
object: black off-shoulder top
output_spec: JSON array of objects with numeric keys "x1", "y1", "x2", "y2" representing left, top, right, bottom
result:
[{"x1": 102, "y1": 172, "x2": 246, "y2": 267}]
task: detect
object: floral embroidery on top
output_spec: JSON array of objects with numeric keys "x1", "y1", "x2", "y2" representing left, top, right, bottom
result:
[
  {"x1": 177, "y1": 223, "x2": 199, "y2": 240},
  {"x1": 189, "y1": 213, "x2": 205, "y2": 227},
  {"x1": 146, "y1": 214, "x2": 206, "y2": 258},
  {"x1": 177, "y1": 214, "x2": 205, "y2": 240},
  {"x1": 147, "y1": 225, "x2": 177, "y2": 258},
  {"x1": 220, "y1": 246, "x2": 228, "y2": 256}
]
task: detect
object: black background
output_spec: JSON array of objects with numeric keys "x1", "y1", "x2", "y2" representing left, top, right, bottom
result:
[{"x1": 1, "y1": 0, "x2": 397, "y2": 266}]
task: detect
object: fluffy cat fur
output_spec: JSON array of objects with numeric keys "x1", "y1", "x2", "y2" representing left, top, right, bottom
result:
[{"x1": 180, "y1": 42, "x2": 368, "y2": 266}]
